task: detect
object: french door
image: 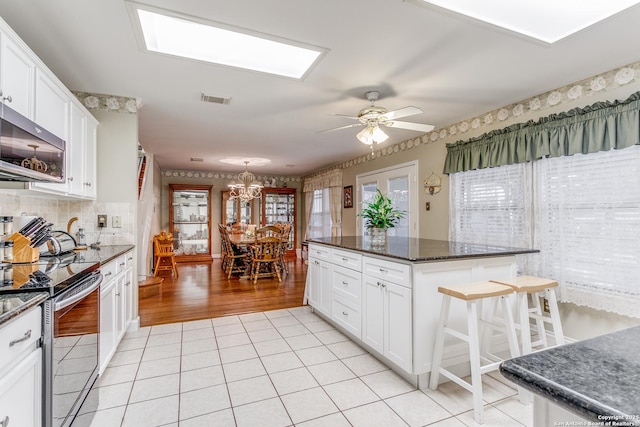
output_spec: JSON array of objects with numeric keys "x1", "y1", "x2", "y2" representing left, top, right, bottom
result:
[{"x1": 356, "y1": 161, "x2": 418, "y2": 237}]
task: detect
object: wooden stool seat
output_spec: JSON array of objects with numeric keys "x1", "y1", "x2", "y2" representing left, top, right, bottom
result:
[
  {"x1": 429, "y1": 281, "x2": 522, "y2": 424},
  {"x1": 139, "y1": 276, "x2": 163, "y2": 298},
  {"x1": 490, "y1": 275, "x2": 564, "y2": 356},
  {"x1": 490, "y1": 275, "x2": 558, "y2": 293},
  {"x1": 438, "y1": 281, "x2": 514, "y2": 300}
]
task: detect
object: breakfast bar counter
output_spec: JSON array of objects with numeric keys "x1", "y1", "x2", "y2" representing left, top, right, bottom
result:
[
  {"x1": 305, "y1": 236, "x2": 538, "y2": 385},
  {"x1": 500, "y1": 325, "x2": 640, "y2": 427}
]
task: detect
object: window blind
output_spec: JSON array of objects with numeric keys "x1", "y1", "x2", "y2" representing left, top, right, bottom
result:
[
  {"x1": 449, "y1": 163, "x2": 532, "y2": 249},
  {"x1": 534, "y1": 146, "x2": 640, "y2": 317}
]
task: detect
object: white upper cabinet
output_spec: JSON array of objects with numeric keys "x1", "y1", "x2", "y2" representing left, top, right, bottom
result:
[
  {"x1": 0, "y1": 17, "x2": 98, "y2": 200},
  {"x1": 34, "y1": 69, "x2": 69, "y2": 140},
  {"x1": 0, "y1": 31, "x2": 35, "y2": 118}
]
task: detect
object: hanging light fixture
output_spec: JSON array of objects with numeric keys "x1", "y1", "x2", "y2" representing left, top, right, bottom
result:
[
  {"x1": 228, "y1": 161, "x2": 263, "y2": 201},
  {"x1": 356, "y1": 124, "x2": 389, "y2": 145}
]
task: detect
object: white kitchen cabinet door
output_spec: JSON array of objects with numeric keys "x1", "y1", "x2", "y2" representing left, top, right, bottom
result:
[
  {"x1": 123, "y1": 265, "x2": 134, "y2": 327},
  {"x1": 0, "y1": 31, "x2": 35, "y2": 118},
  {"x1": 384, "y1": 282, "x2": 412, "y2": 372},
  {"x1": 99, "y1": 280, "x2": 116, "y2": 373},
  {"x1": 34, "y1": 69, "x2": 68, "y2": 139},
  {"x1": 115, "y1": 275, "x2": 127, "y2": 342},
  {"x1": 83, "y1": 118, "x2": 97, "y2": 199},
  {"x1": 362, "y1": 275, "x2": 384, "y2": 354},
  {"x1": 32, "y1": 69, "x2": 69, "y2": 194},
  {"x1": 67, "y1": 102, "x2": 86, "y2": 196},
  {"x1": 308, "y1": 257, "x2": 332, "y2": 316},
  {"x1": 0, "y1": 347, "x2": 42, "y2": 427}
]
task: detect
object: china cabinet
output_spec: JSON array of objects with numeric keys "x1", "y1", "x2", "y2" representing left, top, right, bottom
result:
[
  {"x1": 221, "y1": 190, "x2": 254, "y2": 226},
  {"x1": 169, "y1": 184, "x2": 213, "y2": 262},
  {"x1": 260, "y1": 187, "x2": 296, "y2": 255}
]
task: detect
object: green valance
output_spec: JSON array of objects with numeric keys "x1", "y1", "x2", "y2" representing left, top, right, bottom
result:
[{"x1": 443, "y1": 91, "x2": 640, "y2": 174}]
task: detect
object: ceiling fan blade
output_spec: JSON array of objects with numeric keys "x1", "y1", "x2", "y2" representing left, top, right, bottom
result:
[
  {"x1": 317, "y1": 123, "x2": 364, "y2": 134},
  {"x1": 384, "y1": 120, "x2": 434, "y2": 133},
  {"x1": 331, "y1": 113, "x2": 360, "y2": 120},
  {"x1": 380, "y1": 106, "x2": 422, "y2": 121}
]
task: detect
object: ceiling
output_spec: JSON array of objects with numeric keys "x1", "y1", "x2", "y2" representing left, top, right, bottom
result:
[{"x1": 2, "y1": 1, "x2": 640, "y2": 176}]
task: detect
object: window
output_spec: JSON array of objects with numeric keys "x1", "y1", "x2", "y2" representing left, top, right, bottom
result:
[
  {"x1": 449, "y1": 145, "x2": 640, "y2": 318},
  {"x1": 308, "y1": 188, "x2": 331, "y2": 239},
  {"x1": 535, "y1": 146, "x2": 640, "y2": 317},
  {"x1": 356, "y1": 161, "x2": 418, "y2": 237},
  {"x1": 449, "y1": 163, "x2": 531, "y2": 249}
]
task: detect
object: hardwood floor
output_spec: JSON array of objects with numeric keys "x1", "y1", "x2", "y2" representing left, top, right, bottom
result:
[{"x1": 138, "y1": 257, "x2": 308, "y2": 327}]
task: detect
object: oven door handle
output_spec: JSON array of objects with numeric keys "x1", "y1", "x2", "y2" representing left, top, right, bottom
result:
[{"x1": 54, "y1": 274, "x2": 104, "y2": 311}]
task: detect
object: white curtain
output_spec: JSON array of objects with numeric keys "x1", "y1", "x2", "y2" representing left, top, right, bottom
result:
[{"x1": 303, "y1": 168, "x2": 342, "y2": 239}]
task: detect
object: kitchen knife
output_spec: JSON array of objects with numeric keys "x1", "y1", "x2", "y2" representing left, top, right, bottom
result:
[{"x1": 19, "y1": 217, "x2": 43, "y2": 237}]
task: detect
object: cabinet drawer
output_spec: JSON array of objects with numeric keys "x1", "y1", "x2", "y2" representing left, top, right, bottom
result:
[
  {"x1": 101, "y1": 259, "x2": 118, "y2": 281},
  {"x1": 124, "y1": 251, "x2": 134, "y2": 269},
  {"x1": 363, "y1": 256, "x2": 411, "y2": 286},
  {"x1": 308, "y1": 244, "x2": 331, "y2": 262},
  {"x1": 332, "y1": 265, "x2": 362, "y2": 303},
  {"x1": 331, "y1": 295, "x2": 361, "y2": 338},
  {"x1": 0, "y1": 306, "x2": 41, "y2": 367},
  {"x1": 115, "y1": 254, "x2": 127, "y2": 274},
  {"x1": 331, "y1": 248, "x2": 362, "y2": 271}
]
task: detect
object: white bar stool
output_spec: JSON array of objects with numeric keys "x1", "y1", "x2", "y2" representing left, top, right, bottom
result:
[
  {"x1": 429, "y1": 281, "x2": 521, "y2": 424},
  {"x1": 490, "y1": 276, "x2": 565, "y2": 355}
]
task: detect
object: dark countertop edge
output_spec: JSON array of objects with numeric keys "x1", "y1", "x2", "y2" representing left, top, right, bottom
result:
[
  {"x1": 308, "y1": 240, "x2": 538, "y2": 262},
  {"x1": 92, "y1": 244, "x2": 135, "y2": 265},
  {"x1": 0, "y1": 292, "x2": 48, "y2": 327},
  {"x1": 0, "y1": 245, "x2": 134, "y2": 327},
  {"x1": 500, "y1": 360, "x2": 639, "y2": 426}
]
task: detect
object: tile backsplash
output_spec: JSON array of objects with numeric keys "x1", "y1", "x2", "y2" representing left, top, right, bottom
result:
[{"x1": 0, "y1": 193, "x2": 135, "y2": 246}]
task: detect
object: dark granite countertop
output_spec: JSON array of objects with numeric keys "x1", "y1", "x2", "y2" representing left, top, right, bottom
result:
[
  {"x1": 308, "y1": 236, "x2": 538, "y2": 262},
  {"x1": 500, "y1": 325, "x2": 640, "y2": 426},
  {"x1": 0, "y1": 245, "x2": 134, "y2": 327},
  {"x1": 0, "y1": 292, "x2": 48, "y2": 327},
  {"x1": 74, "y1": 244, "x2": 135, "y2": 265}
]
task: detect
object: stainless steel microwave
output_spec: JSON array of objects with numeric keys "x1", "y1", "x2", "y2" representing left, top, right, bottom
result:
[{"x1": 0, "y1": 104, "x2": 66, "y2": 183}]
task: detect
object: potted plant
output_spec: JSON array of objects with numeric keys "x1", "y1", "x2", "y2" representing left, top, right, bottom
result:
[{"x1": 358, "y1": 189, "x2": 406, "y2": 246}]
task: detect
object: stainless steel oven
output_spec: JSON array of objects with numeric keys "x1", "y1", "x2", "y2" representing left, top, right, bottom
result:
[{"x1": 42, "y1": 269, "x2": 102, "y2": 427}]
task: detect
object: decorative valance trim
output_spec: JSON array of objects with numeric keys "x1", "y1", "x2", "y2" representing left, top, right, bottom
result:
[
  {"x1": 443, "y1": 91, "x2": 640, "y2": 174},
  {"x1": 303, "y1": 168, "x2": 342, "y2": 192}
]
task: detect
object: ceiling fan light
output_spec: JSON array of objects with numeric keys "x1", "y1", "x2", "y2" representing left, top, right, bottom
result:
[
  {"x1": 372, "y1": 126, "x2": 388, "y2": 143},
  {"x1": 356, "y1": 127, "x2": 375, "y2": 145}
]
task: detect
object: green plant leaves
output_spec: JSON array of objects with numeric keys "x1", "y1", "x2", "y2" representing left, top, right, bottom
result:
[{"x1": 357, "y1": 189, "x2": 406, "y2": 230}]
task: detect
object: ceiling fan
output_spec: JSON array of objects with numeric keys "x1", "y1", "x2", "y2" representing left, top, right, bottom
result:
[{"x1": 319, "y1": 91, "x2": 434, "y2": 145}]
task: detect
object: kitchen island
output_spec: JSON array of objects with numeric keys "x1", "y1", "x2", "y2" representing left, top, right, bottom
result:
[
  {"x1": 306, "y1": 236, "x2": 538, "y2": 386},
  {"x1": 500, "y1": 325, "x2": 640, "y2": 427}
]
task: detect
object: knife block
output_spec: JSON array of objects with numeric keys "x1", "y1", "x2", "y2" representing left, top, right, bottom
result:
[{"x1": 7, "y1": 233, "x2": 40, "y2": 264}]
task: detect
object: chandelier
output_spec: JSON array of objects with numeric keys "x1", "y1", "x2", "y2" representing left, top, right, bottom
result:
[{"x1": 228, "y1": 161, "x2": 263, "y2": 201}]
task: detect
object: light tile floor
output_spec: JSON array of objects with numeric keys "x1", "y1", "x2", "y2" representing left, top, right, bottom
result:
[{"x1": 73, "y1": 306, "x2": 533, "y2": 427}]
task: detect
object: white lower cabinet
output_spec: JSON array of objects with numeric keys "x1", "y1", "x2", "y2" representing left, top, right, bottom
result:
[
  {"x1": 0, "y1": 347, "x2": 42, "y2": 427},
  {"x1": 99, "y1": 250, "x2": 134, "y2": 373},
  {"x1": 362, "y1": 275, "x2": 412, "y2": 372},
  {"x1": 307, "y1": 253, "x2": 332, "y2": 317},
  {"x1": 0, "y1": 306, "x2": 42, "y2": 427}
]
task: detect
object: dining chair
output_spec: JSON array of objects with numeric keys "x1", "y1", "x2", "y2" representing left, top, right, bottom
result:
[
  {"x1": 256, "y1": 225, "x2": 281, "y2": 239},
  {"x1": 220, "y1": 227, "x2": 248, "y2": 279},
  {"x1": 153, "y1": 231, "x2": 178, "y2": 278},
  {"x1": 218, "y1": 224, "x2": 229, "y2": 271},
  {"x1": 248, "y1": 236, "x2": 282, "y2": 283}
]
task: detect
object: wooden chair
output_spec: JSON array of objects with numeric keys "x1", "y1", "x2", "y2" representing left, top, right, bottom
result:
[
  {"x1": 248, "y1": 236, "x2": 282, "y2": 283},
  {"x1": 273, "y1": 222, "x2": 292, "y2": 275},
  {"x1": 256, "y1": 225, "x2": 281, "y2": 239},
  {"x1": 220, "y1": 227, "x2": 249, "y2": 279},
  {"x1": 153, "y1": 232, "x2": 178, "y2": 278}
]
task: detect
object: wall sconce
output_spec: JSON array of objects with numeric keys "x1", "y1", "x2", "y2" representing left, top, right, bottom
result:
[{"x1": 424, "y1": 172, "x2": 442, "y2": 195}]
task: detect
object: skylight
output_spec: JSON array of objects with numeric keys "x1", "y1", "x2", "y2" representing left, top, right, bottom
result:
[
  {"x1": 419, "y1": 0, "x2": 640, "y2": 43},
  {"x1": 131, "y1": 5, "x2": 324, "y2": 79}
]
